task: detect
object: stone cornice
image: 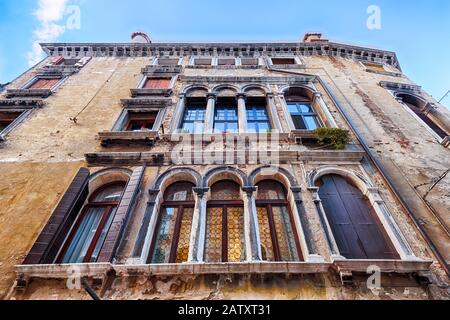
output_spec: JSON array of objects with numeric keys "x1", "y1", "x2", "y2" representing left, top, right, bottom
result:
[
  {"x1": 379, "y1": 81, "x2": 422, "y2": 93},
  {"x1": 180, "y1": 75, "x2": 316, "y2": 84},
  {"x1": 40, "y1": 41, "x2": 400, "y2": 69}
]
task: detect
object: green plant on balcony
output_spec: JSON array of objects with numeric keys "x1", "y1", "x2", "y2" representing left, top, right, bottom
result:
[{"x1": 312, "y1": 128, "x2": 350, "y2": 150}]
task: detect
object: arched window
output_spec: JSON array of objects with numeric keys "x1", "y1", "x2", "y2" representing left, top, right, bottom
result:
[
  {"x1": 256, "y1": 180, "x2": 302, "y2": 261},
  {"x1": 204, "y1": 180, "x2": 245, "y2": 262},
  {"x1": 398, "y1": 93, "x2": 447, "y2": 139},
  {"x1": 285, "y1": 87, "x2": 322, "y2": 130},
  {"x1": 317, "y1": 174, "x2": 399, "y2": 260},
  {"x1": 214, "y1": 97, "x2": 239, "y2": 133},
  {"x1": 149, "y1": 182, "x2": 195, "y2": 264},
  {"x1": 58, "y1": 182, "x2": 126, "y2": 264}
]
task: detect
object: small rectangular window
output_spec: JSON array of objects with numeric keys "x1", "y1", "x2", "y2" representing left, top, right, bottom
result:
[
  {"x1": 271, "y1": 58, "x2": 296, "y2": 65},
  {"x1": 194, "y1": 58, "x2": 212, "y2": 66},
  {"x1": 288, "y1": 102, "x2": 321, "y2": 130},
  {"x1": 27, "y1": 78, "x2": 61, "y2": 89},
  {"x1": 218, "y1": 58, "x2": 235, "y2": 66},
  {"x1": 158, "y1": 58, "x2": 179, "y2": 66},
  {"x1": 241, "y1": 58, "x2": 258, "y2": 66},
  {"x1": 125, "y1": 112, "x2": 158, "y2": 131},
  {"x1": 143, "y1": 77, "x2": 171, "y2": 89},
  {"x1": 363, "y1": 62, "x2": 386, "y2": 72}
]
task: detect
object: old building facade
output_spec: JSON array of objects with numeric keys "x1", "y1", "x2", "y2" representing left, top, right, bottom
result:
[{"x1": 0, "y1": 33, "x2": 449, "y2": 300}]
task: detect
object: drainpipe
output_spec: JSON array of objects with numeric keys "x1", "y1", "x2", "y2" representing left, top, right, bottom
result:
[{"x1": 267, "y1": 66, "x2": 450, "y2": 277}]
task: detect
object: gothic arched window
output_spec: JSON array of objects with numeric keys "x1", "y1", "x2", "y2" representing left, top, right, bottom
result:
[
  {"x1": 149, "y1": 182, "x2": 195, "y2": 264},
  {"x1": 317, "y1": 174, "x2": 399, "y2": 260},
  {"x1": 204, "y1": 180, "x2": 246, "y2": 262},
  {"x1": 256, "y1": 180, "x2": 302, "y2": 261},
  {"x1": 58, "y1": 182, "x2": 126, "y2": 264}
]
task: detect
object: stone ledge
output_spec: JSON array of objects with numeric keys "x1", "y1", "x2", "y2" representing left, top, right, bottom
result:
[
  {"x1": 99, "y1": 131, "x2": 160, "y2": 146},
  {"x1": 121, "y1": 97, "x2": 172, "y2": 108},
  {"x1": 16, "y1": 259, "x2": 432, "y2": 280},
  {"x1": 6, "y1": 89, "x2": 53, "y2": 99},
  {"x1": 130, "y1": 88, "x2": 173, "y2": 97},
  {"x1": 332, "y1": 259, "x2": 433, "y2": 273}
]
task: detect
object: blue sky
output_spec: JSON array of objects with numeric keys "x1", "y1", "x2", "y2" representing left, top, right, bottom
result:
[{"x1": 0, "y1": 0, "x2": 449, "y2": 107}]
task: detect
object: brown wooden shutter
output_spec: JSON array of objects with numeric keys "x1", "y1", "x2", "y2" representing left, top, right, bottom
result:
[
  {"x1": 23, "y1": 168, "x2": 90, "y2": 265},
  {"x1": 319, "y1": 175, "x2": 399, "y2": 260},
  {"x1": 97, "y1": 166, "x2": 145, "y2": 262},
  {"x1": 28, "y1": 78, "x2": 61, "y2": 90}
]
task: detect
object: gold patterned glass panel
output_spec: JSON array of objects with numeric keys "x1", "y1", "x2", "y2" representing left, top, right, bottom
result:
[
  {"x1": 272, "y1": 206, "x2": 299, "y2": 261},
  {"x1": 227, "y1": 207, "x2": 246, "y2": 262},
  {"x1": 151, "y1": 207, "x2": 179, "y2": 263},
  {"x1": 204, "y1": 207, "x2": 223, "y2": 262},
  {"x1": 210, "y1": 181, "x2": 241, "y2": 201},
  {"x1": 175, "y1": 207, "x2": 194, "y2": 263},
  {"x1": 256, "y1": 181, "x2": 286, "y2": 200},
  {"x1": 257, "y1": 207, "x2": 275, "y2": 261}
]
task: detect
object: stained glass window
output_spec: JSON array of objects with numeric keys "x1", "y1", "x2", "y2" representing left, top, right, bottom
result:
[
  {"x1": 150, "y1": 182, "x2": 195, "y2": 264},
  {"x1": 205, "y1": 180, "x2": 246, "y2": 262},
  {"x1": 256, "y1": 180, "x2": 301, "y2": 262}
]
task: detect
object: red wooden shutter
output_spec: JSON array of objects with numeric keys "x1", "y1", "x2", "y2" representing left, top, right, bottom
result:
[
  {"x1": 28, "y1": 78, "x2": 61, "y2": 90},
  {"x1": 23, "y1": 168, "x2": 90, "y2": 265},
  {"x1": 143, "y1": 78, "x2": 171, "y2": 89},
  {"x1": 97, "y1": 166, "x2": 145, "y2": 262}
]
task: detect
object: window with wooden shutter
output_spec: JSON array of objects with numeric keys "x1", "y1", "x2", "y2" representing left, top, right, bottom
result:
[
  {"x1": 143, "y1": 77, "x2": 171, "y2": 89},
  {"x1": 27, "y1": 78, "x2": 61, "y2": 90},
  {"x1": 23, "y1": 168, "x2": 90, "y2": 265},
  {"x1": 317, "y1": 174, "x2": 399, "y2": 260}
]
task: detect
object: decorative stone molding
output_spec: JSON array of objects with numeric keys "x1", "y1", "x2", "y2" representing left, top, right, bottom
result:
[{"x1": 40, "y1": 41, "x2": 401, "y2": 68}]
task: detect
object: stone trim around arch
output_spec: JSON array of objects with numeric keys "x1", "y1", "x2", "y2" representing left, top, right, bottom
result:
[{"x1": 307, "y1": 166, "x2": 419, "y2": 261}]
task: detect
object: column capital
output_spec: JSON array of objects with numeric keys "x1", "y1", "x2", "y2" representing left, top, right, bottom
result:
[
  {"x1": 314, "y1": 92, "x2": 322, "y2": 99},
  {"x1": 242, "y1": 186, "x2": 257, "y2": 196},
  {"x1": 290, "y1": 186, "x2": 302, "y2": 193},
  {"x1": 206, "y1": 93, "x2": 217, "y2": 100},
  {"x1": 193, "y1": 187, "x2": 210, "y2": 197},
  {"x1": 237, "y1": 93, "x2": 247, "y2": 100},
  {"x1": 179, "y1": 93, "x2": 186, "y2": 99}
]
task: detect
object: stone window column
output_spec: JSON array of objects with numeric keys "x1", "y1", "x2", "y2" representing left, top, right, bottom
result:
[
  {"x1": 188, "y1": 187, "x2": 209, "y2": 262},
  {"x1": 242, "y1": 186, "x2": 262, "y2": 261},
  {"x1": 290, "y1": 187, "x2": 325, "y2": 262},
  {"x1": 237, "y1": 93, "x2": 248, "y2": 133},
  {"x1": 365, "y1": 187, "x2": 418, "y2": 260},
  {"x1": 267, "y1": 93, "x2": 283, "y2": 132},
  {"x1": 312, "y1": 92, "x2": 338, "y2": 128},
  {"x1": 170, "y1": 93, "x2": 186, "y2": 133},
  {"x1": 308, "y1": 187, "x2": 345, "y2": 260},
  {"x1": 204, "y1": 93, "x2": 217, "y2": 134},
  {"x1": 277, "y1": 93, "x2": 296, "y2": 131}
]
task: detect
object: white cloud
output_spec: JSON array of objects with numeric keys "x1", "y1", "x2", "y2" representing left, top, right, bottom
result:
[{"x1": 27, "y1": 0, "x2": 70, "y2": 66}]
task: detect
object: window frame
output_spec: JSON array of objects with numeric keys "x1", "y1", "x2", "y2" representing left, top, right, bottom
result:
[
  {"x1": 148, "y1": 182, "x2": 196, "y2": 264},
  {"x1": 213, "y1": 105, "x2": 239, "y2": 133},
  {"x1": 287, "y1": 101, "x2": 323, "y2": 130},
  {"x1": 23, "y1": 76, "x2": 64, "y2": 91},
  {"x1": 124, "y1": 111, "x2": 159, "y2": 132},
  {"x1": 246, "y1": 104, "x2": 272, "y2": 133},
  {"x1": 180, "y1": 104, "x2": 207, "y2": 134},
  {"x1": 255, "y1": 181, "x2": 302, "y2": 262},
  {"x1": 56, "y1": 182, "x2": 125, "y2": 264}
]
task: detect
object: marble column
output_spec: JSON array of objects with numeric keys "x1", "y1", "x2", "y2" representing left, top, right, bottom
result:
[{"x1": 204, "y1": 93, "x2": 217, "y2": 134}]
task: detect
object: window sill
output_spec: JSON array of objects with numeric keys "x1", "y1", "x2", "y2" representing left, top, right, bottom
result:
[
  {"x1": 332, "y1": 259, "x2": 433, "y2": 274},
  {"x1": 6, "y1": 89, "x2": 53, "y2": 99},
  {"x1": 269, "y1": 64, "x2": 304, "y2": 70},
  {"x1": 16, "y1": 259, "x2": 432, "y2": 282},
  {"x1": 365, "y1": 68, "x2": 401, "y2": 77},
  {"x1": 130, "y1": 88, "x2": 173, "y2": 97},
  {"x1": 99, "y1": 130, "x2": 160, "y2": 146},
  {"x1": 121, "y1": 97, "x2": 172, "y2": 108},
  {"x1": 163, "y1": 132, "x2": 291, "y2": 141}
]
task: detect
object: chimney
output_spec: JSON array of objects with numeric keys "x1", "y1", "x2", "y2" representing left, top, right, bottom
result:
[{"x1": 303, "y1": 33, "x2": 328, "y2": 43}]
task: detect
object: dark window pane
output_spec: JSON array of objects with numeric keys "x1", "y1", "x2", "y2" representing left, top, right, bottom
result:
[{"x1": 292, "y1": 115, "x2": 307, "y2": 130}]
